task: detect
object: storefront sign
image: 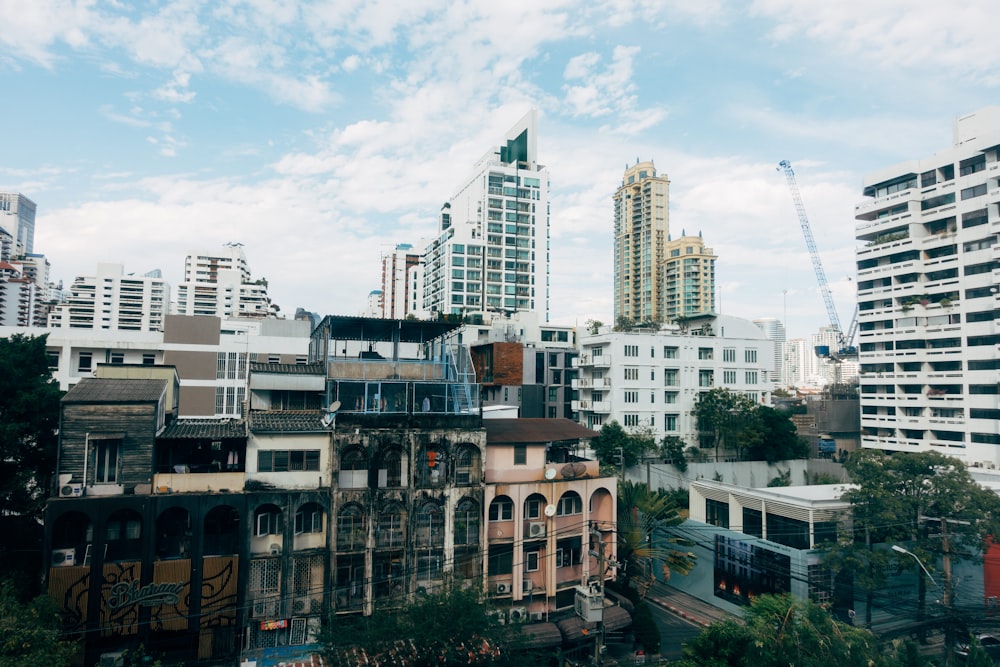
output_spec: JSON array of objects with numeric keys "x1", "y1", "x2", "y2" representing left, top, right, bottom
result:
[
  {"x1": 260, "y1": 619, "x2": 288, "y2": 630},
  {"x1": 107, "y1": 580, "x2": 184, "y2": 609}
]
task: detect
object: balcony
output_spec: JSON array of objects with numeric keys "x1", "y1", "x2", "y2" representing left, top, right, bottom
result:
[{"x1": 154, "y1": 471, "x2": 244, "y2": 494}]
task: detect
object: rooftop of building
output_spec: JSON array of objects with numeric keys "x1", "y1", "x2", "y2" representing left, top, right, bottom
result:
[
  {"x1": 249, "y1": 362, "x2": 325, "y2": 375},
  {"x1": 312, "y1": 315, "x2": 463, "y2": 343},
  {"x1": 62, "y1": 377, "x2": 167, "y2": 404},
  {"x1": 484, "y1": 418, "x2": 597, "y2": 445},
  {"x1": 160, "y1": 418, "x2": 247, "y2": 439},
  {"x1": 249, "y1": 410, "x2": 328, "y2": 433}
]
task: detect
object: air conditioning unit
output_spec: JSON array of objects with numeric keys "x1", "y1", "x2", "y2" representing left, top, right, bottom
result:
[
  {"x1": 528, "y1": 522, "x2": 546, "y2": 538},
  {"x1": 60, "y1": 483, "x2": 83, "y2": 498},
  {"x1": 523, "y1": 579, "x2": 533, "y2": 593},
  {"x1": 495, "y1": 582, "x2": 511, "y2": 595},
  {"x1": 51, "y1": 548, "x2": 76, "y2": 567},
  {"x1": 508, "y1": 607, "x2": 527, "y2": 624},
  {"x1": 269, "y1": 543, "x2": 282, "y2": 555},
  {"x1": 530, "y1": 611, "x2": 545, "y2": 622}
]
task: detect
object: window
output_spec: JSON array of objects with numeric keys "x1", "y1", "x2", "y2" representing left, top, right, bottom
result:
[
  {"x1": 745, "y1": 371, "x2": 758, "y2": 384},
  {"x1": 699, "y1": 370, "x2": 714, "y2": 387},
  {"x1": 744, "y1": 349, "x2": 757, "y2": 363},
  {"x1": 663, "y1": 369, "x2": 679, "y2": 386},
  {"x1": 624, "y1": 367, "x2": 638, "y2": 381},
  {"x1": 513, "y1": 445, "x2": 527, "y2": 465},
  {"x1": 961, "y1": 184, "x2": 987, "y2": 200},
  {"x1": 698, "y1": 348, "x2": 713, "y2": 360},
  {"x1": 723, "y1": 370, "x2": 737, "y2": 384},
  {"x1": 524, "y1": 498, "x2": 543, "y2": 520},
  {"x1": 294, "y1": 507, "x2": 323, "y2": 534},
  {"x1": 663, "y1": 346, "x2": 678, "y2": 359},
  {"x1": 142, "y1": 353, "x2": 155, "y2": 366},
  {"x1": 624, "y1": 344, "x2": 639, "y2": 357},
  {"x1": 526, "y1": 551, "x2": 539, "y2": 572},
  {"x1": 109, "y1": 351, "x2": 124, "y2": 364},
  {"x1": 557, "y1": 493, "x2": 582, "y2": 515},
  {"x1": 705, "y1": 499, "x2": 729, "y2": 528},
  {"x1": 623, "y1": 414, "x2": 639, "y2": 427},
  {"x1": 93, "y1": 438, "x2": 121, "y2": 484},
  {"x1": 624, "y1": 391, "x2": 638, "y2": 403},
  {"x1": 723, "y1": 348, "x2": 736, "y2": 363},
  {"x1": 489, "y1": 498, "x2": 513, "y2": 522},
  {"x1": 664, "y1": 414, "x2": 678, "y2": 432},
  {"x1": 78, "y1": 352, "x2": 92, "y2": 373},
  {"x1": 258, "y1": 450, "x2": 321, "y2": 472},
  {"x1": 664, "y1": 391, "x2": 678, "y2": 404},
  {"x1": 255, "y1": 508, "x2": 283, "y2": 536}
]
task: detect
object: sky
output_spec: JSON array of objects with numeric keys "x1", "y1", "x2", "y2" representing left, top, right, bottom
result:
[{"x1": 1, "y1": 0, "x2": 999, "y2": 341}]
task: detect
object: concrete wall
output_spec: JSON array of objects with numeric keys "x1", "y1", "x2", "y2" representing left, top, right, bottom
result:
[{"x1": 633, "y1": 459, "x2": 848, "y2": 492}]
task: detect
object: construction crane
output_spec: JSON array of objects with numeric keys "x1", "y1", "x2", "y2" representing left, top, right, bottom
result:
[{"x1": 777, "y1": 160, "x2": 857, "y2": 361}]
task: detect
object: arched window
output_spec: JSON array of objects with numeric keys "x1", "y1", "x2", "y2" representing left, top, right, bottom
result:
[
  {"x1": 557, "y1": 491, "x2": 583, "y2": 516},
  {"x1": 295, "y1": 502, "x2": 324, "y2": 534},
  {"x1": 156, "y1": 507, "x2": 192, "y2": 559},
  {"x1": 415, "y1": 502, "x2": 444, "y2": 548},
  {"x1": 419, "y1": 445, "x2": 446, "y2": 487},
  {"x1": 51, "y1": 511, "x2": 92, "y2": 565},
  {"x1": 488, "y1": 496, "x2": 513, "y2": 522},
  {"x1": 337, "y1": 505, "x2": 366, "y2": 551},
  {"x1": 454, "y1": 445, "x2": 480, "y2": 485},
  {"x1": 455, "y1": 499, "x2": 480, "y2": 546},
  {"x1": 378, "y1": 450, "x2": 403, "y2": 488},
  {"x1": 204, "y1": 505, "x2": 240, "y2": 555},
  {"x1": 255, "y1": 504, "x2": 283, "y2": 537},
  {"x1": 523, "y1": 493, "x2": 548, "y2": 521},
  {"x1": 340, "y1": 448, "x2": 367, "y2": 488}
]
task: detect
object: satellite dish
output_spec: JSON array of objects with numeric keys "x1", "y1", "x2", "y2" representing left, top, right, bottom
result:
[
  {"x1": 320, "y1": 401, "x2": 341, "y2": 429},
  {"x1": 328, "y1": 401, "x2": 341, "y2": 413},
  {"x1": 544, "y1": 504, "x2": 557, "y2": 518},
  {"x1": 544, "y1": 468, "x2": 557, "y2": 480}
]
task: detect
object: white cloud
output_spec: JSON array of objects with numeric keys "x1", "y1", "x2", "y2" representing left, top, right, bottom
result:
[{"x1": 152, "y1": 70, "x2": 196, "y2": 104}]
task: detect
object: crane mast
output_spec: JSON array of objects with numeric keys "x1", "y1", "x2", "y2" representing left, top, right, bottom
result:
[{"x1": 777, "y1": 159, "x2": 843, "y2": 337}]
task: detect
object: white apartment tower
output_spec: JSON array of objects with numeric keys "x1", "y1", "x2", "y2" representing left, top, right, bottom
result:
[
  {"x1": 855, "y1": 108, "x2": 1000, "y2": 463},
  {"x1": 48, "y1": 263, "x2": 170, "y2": 332},
  {"x1": 614, "y1": 161, "x2": 669, "y2": 324},
  {"x1": 422, "y1": 110, "x2": 550, "y2": 322},
  {"x1": 380, "y1": 243, "x2": 421, "y2": 319},
  {"x1": 573, "y1": 314, "x2": 774, "y2": 445},
  {"x1": 175, "y1": 244, "x2": 272, "y2": 319},
  {"x1": 753, "y1": 317, "x2": 786, "y2": 387}
]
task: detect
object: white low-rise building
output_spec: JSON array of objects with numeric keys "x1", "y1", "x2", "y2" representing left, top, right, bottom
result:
[{"x1": 573, "y1": 314, "x2": 775, "y2": 445}]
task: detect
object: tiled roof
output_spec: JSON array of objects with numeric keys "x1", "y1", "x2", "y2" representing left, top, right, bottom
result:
[
  {"x1": 484, "y1": 418, "x2": 598, "y2": 445},
  {"x1": 250, "y1": 411, "x2": 329, "y2": 433},
  {"x1": 160, "y1": 419, "x2": 246, "y2": 439},
  {"x1": 63, "y1": 378, "x2": 167, "y2": 404},
  {"x1": 249, "y1": 362, "x2": 325, "y2": 375}
]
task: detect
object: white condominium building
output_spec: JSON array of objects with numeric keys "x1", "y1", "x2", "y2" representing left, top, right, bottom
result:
[
  {"x1": 573, "y1": 314, "x2": 774, "y2": 445},
  {"x1": 175, "y1": 244, "x2": 272, "y2": 319},
  {"x1": 423, "y1": 110, "x2": 550, "y2": 322},
  {"x1": 48, "y1": 263, "x2": 170, "y2": 332},
  {"x1": 380, "y1": 243, "x2": 421, "y2": 319},
  {"x1": 855, "y1": 107, "x2": 1000, "y2": 463}
]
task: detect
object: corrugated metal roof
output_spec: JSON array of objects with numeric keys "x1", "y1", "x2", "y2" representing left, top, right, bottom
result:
[
  {"x1": 520, "y1": 622, "x2": 563, "y2": 648},
  {"x1": 250, "y1": 411, "x2": 328, "y2": 433},
  {"x1": 63, "y1": 378, "x2": 167, "y2": 404},
  {"x1": 160, "y1": 419, "x2": 247, "y2": 439},
  {"x1": 484, "y1": 418, "x2": 598, "y2": 445}
]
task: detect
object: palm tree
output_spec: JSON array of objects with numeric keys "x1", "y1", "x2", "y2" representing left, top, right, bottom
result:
[{"x1": 617, "y1": 480, "x2": 695, "y2": 597}]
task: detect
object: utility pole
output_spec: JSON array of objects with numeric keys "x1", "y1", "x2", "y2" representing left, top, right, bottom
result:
[
  {"x1": 589, "y1": 524, "x2": 607, "y2": 666},
  {"x1": 616, "y1": 446, "x2": 624, "y2": 481}
]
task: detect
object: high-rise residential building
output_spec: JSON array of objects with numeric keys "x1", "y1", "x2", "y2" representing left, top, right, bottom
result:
[
  {"x1": 379, "y1": 243, "x2": 421, "y2": 319},
  {"x1": 48, "y1": 262, "x2": 170, "y2": 332},
  {"x1": 753, "y1": 317, "x2": 786, "y2": 387},
  {"x1": 422, "y1": 110, "x2": 550, "y2": 322},
  {"x1": 0, "y1": 260, "x2": 35, "y2": 327},
  {"x1": 783, "y1": 338, "x2": 811, "y2": 387},
  {"x1": 175, "y1": 244, "x2": 272, "y2": 319},
  {"x1": 855, "y1": 107, "x2": 1000, "y2": 463},
  {"x1": 664, "y1": 233, "x2": 716, "y2": 321},
  {"x1": 613, "y1": 160, "x2": 669, "y2": 324},
  {"x1": 0, "y1": 192, "x2": 36, "y2": 256}
]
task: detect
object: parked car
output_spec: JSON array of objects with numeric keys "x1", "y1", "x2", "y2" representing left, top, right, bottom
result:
[{"x1": 955, "y1": 633, "x2": 1000, "y2": 661}]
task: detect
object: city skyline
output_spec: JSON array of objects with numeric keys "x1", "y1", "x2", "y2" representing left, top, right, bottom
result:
[{"x1": 1, "y1": 2, "x2": 999, "y2": 339}]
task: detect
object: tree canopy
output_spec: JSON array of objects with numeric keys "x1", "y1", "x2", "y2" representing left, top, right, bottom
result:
[
  {"x1": 673, "y1": 594, "x2": 905, "y2": 667},
  {"x1": 0, "y1": 334, "x2": 62, "y2": 519},
  {"x1": 321, "y1": 583, "x2": 550, "y2": 667},
  {"x1": 0, "y1": 580, "x2": 77, "y2": 667},
  {"x1": 694, "y1": 388, "x2": 807, "y2": 462},
  {"x1": 617, "y1": 480, "x2": 694, "y2": 597}
]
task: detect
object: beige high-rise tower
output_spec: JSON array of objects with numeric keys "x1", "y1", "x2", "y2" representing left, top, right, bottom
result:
[{"x1": 613, "y1": 160, "x2": 669, "y2": 324}]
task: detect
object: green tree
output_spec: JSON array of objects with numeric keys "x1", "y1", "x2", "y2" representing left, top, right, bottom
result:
[
  {"x1": 744, "y1": 406, "x2": 809, "y2": 462},
  {"x1": 659, "y1": 436, "x2": 688, "y2": 473},
  {"x1": 591, "y1": 420, "x2": 645, "y2": 469},
  {"x1": 0, "y1": 580, "x2": 77, "y2": 667},
  {"x1": 693, "y1": 389, "x2": 757, "y2": 461},
  {"x1": 616, "y1": 480, "x2": 694, "y2": 596},
  {"x1": 0, "y1": 334, "x2": 62, "y2": 519},
  {"x1": 321, "y1": 583, "x2": 548, "y2": 667},
  {"x1": 674, "y1": 594, "x2": 891, "y2": 667}
]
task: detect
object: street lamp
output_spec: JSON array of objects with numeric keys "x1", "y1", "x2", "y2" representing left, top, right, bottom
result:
[{"x1": 891, "y1": 545, "x2": 939, "y2": 587}]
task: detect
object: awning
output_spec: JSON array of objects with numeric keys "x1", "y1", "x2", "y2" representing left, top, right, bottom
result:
[
  {"x1": 603, "y1": 605, "x2": 632, "y2": 632},
  {"x1": 519, "y1": 622, "x2": 562, "y2": 648}
]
